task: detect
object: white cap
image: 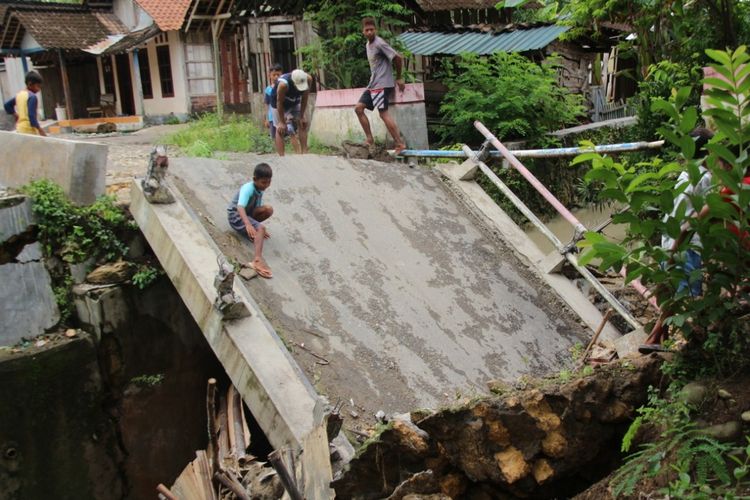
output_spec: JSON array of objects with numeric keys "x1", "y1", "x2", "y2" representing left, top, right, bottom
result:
[{"x1": 291, "y1": 69, "x2": 309, "y2": 91}]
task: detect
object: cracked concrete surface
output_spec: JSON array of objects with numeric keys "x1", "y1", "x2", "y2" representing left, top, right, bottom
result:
[{"x1": 169, "y1": 153, "x2": 587, "y2": 418}]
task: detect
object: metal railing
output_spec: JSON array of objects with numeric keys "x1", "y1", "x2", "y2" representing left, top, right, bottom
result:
[{"x1": 465, "y1": 121, "x2": 660, "y2": 330}]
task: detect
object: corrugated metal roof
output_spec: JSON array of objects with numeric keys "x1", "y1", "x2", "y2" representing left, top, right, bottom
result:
[
  {"x1": 398, "y1": 25, "x2": 569, "y2": 55},
  {"x1": 416, "y1": 0, "x2": 499, "y2": 11}
]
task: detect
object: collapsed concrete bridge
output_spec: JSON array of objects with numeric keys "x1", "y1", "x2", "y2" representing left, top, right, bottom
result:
[
  {"x1": 129, "y1": 150, "x2": 620, "y2": 496},
  {"x1": 0, "y1": 129, "x2": 624, "y2": 496}
]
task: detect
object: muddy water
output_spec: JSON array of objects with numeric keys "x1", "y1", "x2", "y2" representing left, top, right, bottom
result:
[{"x1": 525, "y1": 204, "x2": 627, "y2": 255}]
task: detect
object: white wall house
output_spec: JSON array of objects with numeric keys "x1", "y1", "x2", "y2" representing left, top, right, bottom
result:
[{"x1": 96, "y1": 0, "x2": 192, "y2": 121}]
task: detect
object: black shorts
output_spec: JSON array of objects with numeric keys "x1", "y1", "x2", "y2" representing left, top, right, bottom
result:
[{"x1": 358, "y1": 87, "x2": 395, "y2": 111}]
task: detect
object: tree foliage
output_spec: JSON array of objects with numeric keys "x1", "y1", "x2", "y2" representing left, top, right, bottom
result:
[
  {"x1": 560, "y1": 0, "x2": 750, "y2": 76},
  {"x1": 634, "y1": 60, "x2": 703, "y2": 141},
  {"x1": 298, "y1": 0, "x2": 412, "y2": 89},
  {"x1": 436, "y1": 51, "x2": 584, "y2": 145},
  {"x1": 576, "y1": 47, "x2": 750, "y2": 374}
]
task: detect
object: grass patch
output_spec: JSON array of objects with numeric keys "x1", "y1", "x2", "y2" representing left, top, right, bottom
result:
[
  {"x1": 308, "y1": 134, "x2": 338, "y2": 155},
  {"x1": 165, "y1": 113, "x2": 274, "y2": 156}
]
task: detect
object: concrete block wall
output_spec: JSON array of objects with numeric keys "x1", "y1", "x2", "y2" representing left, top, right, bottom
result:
[
  {"x1": 0, "y1": 131, "x2": 107, "y2": 205},
  {"x1": 310, "y1": 83, "x2": 429, "y2": 150}
]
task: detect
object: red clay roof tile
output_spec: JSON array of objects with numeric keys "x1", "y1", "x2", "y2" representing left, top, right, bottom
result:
[{"x1": 134, "y1": 0, "x2": 192, "y2": 31}]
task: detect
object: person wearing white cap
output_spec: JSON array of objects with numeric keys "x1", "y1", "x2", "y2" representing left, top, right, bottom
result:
[{"x1": 270, "y1": 68, "x2": 313, "y2": 156}]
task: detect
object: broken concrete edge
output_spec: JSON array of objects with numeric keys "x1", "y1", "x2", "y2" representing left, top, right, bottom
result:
[
  {"x1": 0, "y1": 195, "x2": 33, "y2": 244},
  {"x1": 436, "y1": 163, "x2": 621, "y2": 345},
  {"x1": 128, "y1": 179, "x2": 334, "y2": 496}
]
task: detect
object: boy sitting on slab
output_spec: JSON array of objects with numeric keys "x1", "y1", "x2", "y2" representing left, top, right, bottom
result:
[{"x1": 227, "y1": 163, "x2": 274, "y2": 278}]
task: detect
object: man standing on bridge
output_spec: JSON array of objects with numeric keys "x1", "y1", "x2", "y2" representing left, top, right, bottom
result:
[{"x1": 354, "y1": 17, "x2": 406, "y2": 154}]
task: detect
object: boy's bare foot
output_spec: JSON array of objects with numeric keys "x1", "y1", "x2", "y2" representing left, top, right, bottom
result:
[
  {"x1": 394, "y1": 143, "x2": 407, "y2": 155},
  {"x1": 249, "y1": 259, "x2": 272, "y2": 279}
]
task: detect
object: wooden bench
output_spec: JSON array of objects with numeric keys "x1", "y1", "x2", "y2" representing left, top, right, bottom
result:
[{"x1": 86, "y1": 93, "x2": 116, "y2": 118}]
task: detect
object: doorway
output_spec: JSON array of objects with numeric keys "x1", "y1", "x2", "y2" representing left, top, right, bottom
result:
[
  {"x1": 115, "y1": 53, "x2": 135, "y2": 115},
  {"x1": 269, "y1": 24, "x2": 296, "y2": 74}
]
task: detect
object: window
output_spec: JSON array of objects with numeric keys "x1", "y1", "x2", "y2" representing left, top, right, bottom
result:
[
  {"x1": 138, "y1": 49, "x2": 153, "y2": 99},
  {"x1": 269, "y1": 23, "x2": 296, "y2": 76},
  {"x1": 156, "y1": 45, "x2": 174, "y2": 98},
  {"x1": 185, "y1": 32, "x2": 215, "y2": 95}
]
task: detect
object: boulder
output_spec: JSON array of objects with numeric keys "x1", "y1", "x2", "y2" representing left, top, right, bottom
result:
[{"x1": 86, "y1": 261, "x2": 133, "y2": 284}]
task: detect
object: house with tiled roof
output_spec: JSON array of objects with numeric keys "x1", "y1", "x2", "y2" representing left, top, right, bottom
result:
[
  {"x1": 397, "y1": 0, "x2": 634, "y2": 125},
  {"x1": 0, "y1": 0, "x2": 251, "y2": 125}
]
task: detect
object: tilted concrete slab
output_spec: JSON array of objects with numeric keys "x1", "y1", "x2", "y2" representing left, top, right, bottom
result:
[
  {"x1": 0, "y1": 131, "x2": 107, "y2": 204},
  {"x1": 169, "y1": 154, "x2": 588, "y2": 417},
  {"x1": 128, "y1": 180, "x2": 333, "y2": 496},
  {"x1": 437, "y1": 162, "x2": 621, "y2": 344}
]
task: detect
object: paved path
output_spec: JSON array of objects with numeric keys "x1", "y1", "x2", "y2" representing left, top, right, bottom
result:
[
  {"x1": 169, "y1": 154, "x2": 586, "y2": 418},
  {"x1": 61, "y1": 124, "x2": 187, "y2": 203}
]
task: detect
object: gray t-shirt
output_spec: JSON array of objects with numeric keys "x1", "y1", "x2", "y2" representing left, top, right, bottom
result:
[{"x1": 366, "y1": 36, "x2": 399, "y2": 89}]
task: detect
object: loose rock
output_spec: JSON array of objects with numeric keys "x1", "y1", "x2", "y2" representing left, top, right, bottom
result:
[
  {"x1": 86, "y1": 260, "x2": 133, "y2": 284},
  {"x1": 741, "y1": 411, "x2": 750, "y2": 422},
  {"x1": 699, "y1": 421, "x2": 743, "y2": 442},
  {"x1": 678, "y1": 382, "x2": 709, "y2": 406},
  {"x1": 239, "y1": 267, "x2": 257, "y2": 280},
  {"x1": 718, "y1": 389, "x2": 732, "y2": 399}
]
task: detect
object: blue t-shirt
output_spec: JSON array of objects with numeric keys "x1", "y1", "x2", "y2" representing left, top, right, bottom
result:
[
  {"x1": 264, "y1": 85, "x2": 274, "y2": 121},
  {"x1": 270, "y1": 73, "x2": 302, "y2": 109},
  {"x1": 236, "y1": 181, "x2": 263, "y2": 209},
  {"x1": 227, "y1": 181, "x2": 263, "y2": 231}
]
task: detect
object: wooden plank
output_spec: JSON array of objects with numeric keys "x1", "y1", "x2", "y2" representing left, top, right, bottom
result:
[{"x1": 196, "y1": 450, "x2": 217, "y2": 500}]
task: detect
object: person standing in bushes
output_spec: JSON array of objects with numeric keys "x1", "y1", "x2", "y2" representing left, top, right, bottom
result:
[
  {"x1": 354, "y1": 17, "x2": 406, "y2": 154},
  {"x1": 4, "y1": 70, "x2": 47, "y2": 136},
  {"x1": 639, "y1": 128, "x2": 715, "y2": 354}
]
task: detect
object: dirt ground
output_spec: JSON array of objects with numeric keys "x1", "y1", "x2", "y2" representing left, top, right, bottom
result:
[{"x1": 575, "y1": 372, "x2": 750, "y2": 499}]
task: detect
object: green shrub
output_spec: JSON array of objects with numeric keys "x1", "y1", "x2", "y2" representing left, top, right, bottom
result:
[
  {"x1": 613, "y1": 384, "x2": 750, "y2": 498},
  {"x1": 22, "y1": 180, "x2": 131, "y2": 263},
  {"x1": 131, "y1": 264, "x2": 161, "y2": 289},
  {"x1": 166, "y1": 113, "x2": 274, "y2": 156},
  {"x1": 576, "y1": 47, "x2": 750, "y2": 375},
  {"x1": 635, "y1": 60, "x2": 703, "y2": 142},
  {"x1": 436, "y1": 52, "x2": 584, "y2": 146}
]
